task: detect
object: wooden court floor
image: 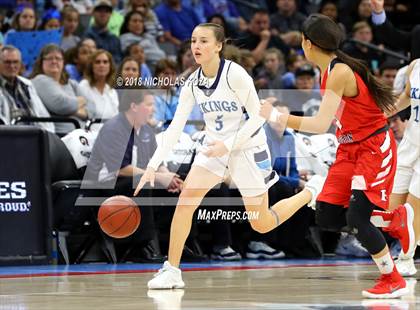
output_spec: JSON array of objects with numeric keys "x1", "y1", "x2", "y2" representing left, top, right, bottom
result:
[{"x1": 0, "y1": 260, "x2": 419, "y2": 310}]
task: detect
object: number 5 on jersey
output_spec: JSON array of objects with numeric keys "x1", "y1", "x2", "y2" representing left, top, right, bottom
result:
[{"x1": 215, "y1": 115, "x2": 224, "y2": 131}]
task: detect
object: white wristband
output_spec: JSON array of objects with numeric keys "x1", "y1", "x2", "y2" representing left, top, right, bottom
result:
[{"x1": 269, "y1": 108, "x2": 281, "y2": 122}]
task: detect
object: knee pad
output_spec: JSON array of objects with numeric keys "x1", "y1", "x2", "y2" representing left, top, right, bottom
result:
[
  {"x1": 346, "y1": 190, "x2": 375, "y2": 234},
  {"x1": 315, "y1": 201, "x2": 347, "y2": 232}
]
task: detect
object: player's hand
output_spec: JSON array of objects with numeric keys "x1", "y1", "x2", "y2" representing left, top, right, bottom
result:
[
  {"x1": 260, "y1": 29, "x2": 271, "y2": 41},
  {"x1": 168, "y1": 176, "x2": 184, "y2": 193},
  {"x1": 203, "y1": 140, "x2": 229, "y2": 157},
  {"x1": 370, "y1": 0, "x2": 384, "y2": 13},
  {"x1": 134, "y1": 167, "x2": 155, "y2": 196}
]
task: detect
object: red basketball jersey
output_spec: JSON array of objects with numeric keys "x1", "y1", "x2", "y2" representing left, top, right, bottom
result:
[{"x1": 321, "y1": 59, "x2": 388, "y2": 143}]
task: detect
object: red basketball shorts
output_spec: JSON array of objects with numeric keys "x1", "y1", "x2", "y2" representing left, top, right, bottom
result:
[{"x1": 317, "y1": 130, "x2": 397, "y2": 210}]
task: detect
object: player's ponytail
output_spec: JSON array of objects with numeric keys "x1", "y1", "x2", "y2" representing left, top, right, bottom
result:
[
  {"x1": 196, "y1": 23, "x2": 226, "y2": 57},
  {"x1": 302, "y1": 14, "x2": 397, "y2": 113}
]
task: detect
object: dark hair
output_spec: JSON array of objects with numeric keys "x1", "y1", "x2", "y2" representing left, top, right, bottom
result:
[
  {"x1": 84, "y1": 49, "x2": 116, "y2": 87},
  {"x1": 61, "y1": 5, "x2": 79, "y2": 20},
  {"x1": 154, "y1": 58, "x2": 177, "y2": 77},
  {"x1": 118, "y1": 88, "x2": 151, "y2": 112},
  {"x1": 12, "y1": 5, "x2": 37, "y2": 31},
  {"x1": 176, "y1": 40, "x2": 192, "y2": 71},
  {"x1": 302, "y1": 14, "x2": 396, "y2": 113},
  {"x1": 117, "y1": 56, "x2": 140, "y2": 78},
  {"x1": 30, "y1": 44, "x2": 69, "y2": 84},
  {"x1": 195, "y1": 23, "x2": 226, "y2": 57},
  {"x1": 120, "y1": 10, "x2": 145, "y2": 36},
  {"x1": 379, "y1": 60, "x2": 401, "y2": 75}
]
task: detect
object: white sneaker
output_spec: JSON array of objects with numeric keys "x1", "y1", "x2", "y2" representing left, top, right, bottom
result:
[
  {"x1": 335, "y1": 234, "x2": 369, "y2": 258},
  {"x1": 246, "y1": 241, "x2": 285, "y2": 259},
  {"x1": 211, "y1": 246, "x2": 242, "y2": 261},
  {"x1": 395, "y1": 256, "x2": 417, "y2": 277},
  {"x1": 304, "y1": 175, "x2": 326, "y2": 210},
  {"x1": 147, "y1": 261, "x2": 185, "y2": 289}
]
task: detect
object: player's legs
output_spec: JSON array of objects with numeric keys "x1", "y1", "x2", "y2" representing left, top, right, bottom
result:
[
  {"x1": 347, "y1": 190, "x2": 408, "y2": 298},
  {"x1": 148, "y1": 166, "x2": 222, "y2": 289},
  {"x1": 167, "y1": 166, "x2": 223, "y2": 267},
  {"x1": 242, "y1": 188, "x2": 313, "y2": 234},
  {"x1": 406, "y1": 193, "x2": 420, "y2": 242}
]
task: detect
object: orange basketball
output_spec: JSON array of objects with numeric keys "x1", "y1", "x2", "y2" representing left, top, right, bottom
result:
[{"x1": 98, "y1": 195, "x2": 141, "y2": 238}]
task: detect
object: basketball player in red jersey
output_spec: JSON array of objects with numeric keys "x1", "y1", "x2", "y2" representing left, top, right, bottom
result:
[{"x1": 260, "y1": 14, "x2": 410, "y2": 299}]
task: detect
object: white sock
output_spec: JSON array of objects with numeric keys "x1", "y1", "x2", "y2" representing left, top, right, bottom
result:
[{"x1": 373, "y1": 252, "x2": 395, "y2": 274}]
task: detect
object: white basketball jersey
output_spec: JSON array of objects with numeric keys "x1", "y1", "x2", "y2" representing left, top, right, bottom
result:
[
  {"x1": 187, "y1": 59, "x2": 266, "y2": 148},
  {"x1": 406, "y1": 60, "x2": 420, "y2": 145},
  {"x1": 148, "y1": 59, "x2": 267, "y2": 170}
]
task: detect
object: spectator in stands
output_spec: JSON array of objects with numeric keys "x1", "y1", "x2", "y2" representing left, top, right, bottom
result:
[
  {"x1": 120, "y1": 11, "x2": 166, "y2": 70},
  {"x1": 3, "y1": 3, "x2": 37, "y2": 44},
  {"x1": 239, "y1": 49, "x2": 256, "y2": 76},
  {"x1": 52, "y1": 0, "x2": 93, "y2": 14},
  {"x1": 235, "y1": 10, "x2": 290, "y2": 64},
  {"x1": 389, "y1": 108, "x2": 410, "y2": 144},
  {"x1": 61, "y1": 5, "x2": 80, "y2": 51},
  {"x1": 0, "y1": 45, "x2": 53, "y2": 132},
  {"x1": 318, "y1": 0, "x2": 346, "y2": 34},
  {"x1": 379, "y1": 61, "x2": 400, "y2": 87},
  {"x1": 152, "y1": 58, "x2": 202, "y2": 133},
  {"x1": 255, "y1": 48, "x2": 285, "y2": 90},
  {"x1": 281, "y1": 51, "x2": 305, "y2": 89},
  {"x1": 207, "y1": 13, "x2": 235, "y2": 39},
  {"x1": 201, "y1": 0, "x2": 246, "y2": 33},
  {"x1": 124, "y1": 43, "x2": 152, "y2": 79},
  {"x1": 117, "y1": 56, "x2": 140, "y2": 86},
  {"x1": 38, "y1": 8, "x2": 61, "y2": 30},
  {"x1": 223, "y1": 44, "x2": 241, "y2": 63},
  {"x1": 371, "y1": 0, "x2": 420, "y2": 60},
  {"x1": 64, "y1": 39, "x2": 95, "y2": 82},
  {"x1": 85, "y1": 0, "x2": 122, "y2": 64},
  {"x1": 31, "y1": 44, "x2": 94, "y2": 134},
  {"x1": 79, "y1": 50, "x2": 118, "y2": 121},
  {"x1": 124, "y1": 0, "x2": 165, "y2": 41},
  {"x1": 342, "y1": 21, "x2": 384, "y2": 74},
  {"x1": 283, "y1": 63, "x2": 321, "y2": 115},
  {"x1": 85, "y1": 89, "x2": 183, "y2": 262},
  {"x1": 341, "y1": 0, "x2": 372, "y2": 33},
  {"x1": 176, "y1": 40, "x2": 197, "y2": 80},
  {"x1": 270, "y1": 0, "x2": 306, "y2": 47},
  {"x1": 154, "y1": 0, "x2": 201, "y2": 47}
]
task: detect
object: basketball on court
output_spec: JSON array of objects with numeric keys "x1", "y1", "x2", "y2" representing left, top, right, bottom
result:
[{"x1": 98, "y1": 195, "x2": 141, "y2": 238}]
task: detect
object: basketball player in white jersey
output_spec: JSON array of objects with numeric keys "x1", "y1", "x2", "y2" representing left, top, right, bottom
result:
[
  {"x1": 387, "y1": 59, "x2": 420, "y2": 276},
  {"x1": 134, "y1": 23, "x2": 325, "y2": 289}
]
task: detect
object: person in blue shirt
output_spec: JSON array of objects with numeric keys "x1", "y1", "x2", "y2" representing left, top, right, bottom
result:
[{"x1": 154, "y1": 0, "x2": 201, "y2": 47}]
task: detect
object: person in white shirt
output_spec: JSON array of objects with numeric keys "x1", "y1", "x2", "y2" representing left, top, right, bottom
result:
[
  {"x1": 134, "y1": 22, "x2": 325, "y2": 289},
  {"x1": 79, "y1": 49, "x2": 119, "y2": 122}
]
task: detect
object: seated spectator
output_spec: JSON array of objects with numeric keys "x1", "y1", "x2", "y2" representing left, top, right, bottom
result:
[
  {"x1": 176, "y1": 40, "x2": 198, "y2": 80},
  {"x1": 207, "y1": 13, "x2": 236, "y2": 39},
  {"x1": 60, "y1": 5, "x2": 81, "y2": 51},
  {"x1": 84, "y1": 89, "x2": 183, "y2": 262},
  {"x1": 85, "y1": 0, "x2": 122, "y2": 64},
  {"x1": 255, "y1": 48, "x2": 285, "y2": 90},
  {"x1": 52, "y1": 0, "x2": 93, "y2": 14},
  {"x1": 341, "y1": 0, "x2": 372, "y2": 33},
  {"x1": 79, "y1": 50, "x2": 119, "y2": 121},
  {"x1": 151, "y1": 58, "x2": 202, "y2": 134},
  {"x1": 154, "y1": 0, "x2": 201, "y2": 47},
  {"x1": 389, "y1": 108, "x2": 410, "y2": 144},
  {"x1": 4, "y1": 3, "x2": 37, "y2": 44},
  {"x1": 201, "y1": 0, "x2": 246, "y2": 33},
  {"x1": 342, "y1": 21, "x2": 384, "y2": 74},
  {"x1": 283, "y1": 63, "x2": 321, "y2": 115},
  {"x1": 270, "y1": 0, "x2": 306, "y2": 47},
  {"x1": 64, "y1": 40, "x2": 94, "y2": 82},
  {"x1": 120, "y1": 11, "x2": 166, "y2": 69},
  {"x1": 124, "y1": 0, "x2": 165, "y2": 41},
  {"x1": 239, "y1": 49, "x2": 256, "y2": 76},
  {"x1": 38, "y1": 8, "x2": 61, "y2": 30},
  {"x1": 124, "y1": 43, "x2": 152, "y2": 79},
  {"x1": 281, "y1": 51, "x2": 305, "y2": 89},
  {"x1": 80, "y1": 37, "x2": 97, "y2": 54},
  {"x1": 235, "y1": 10, "x2": 290, "y2": 64},
  {"x1": 0, "y1": 45, "x2": 53, "y2": 132},
  {"x1": 318, "y1": 1, "x2": 346, "y2": 34},
  {"x1": 117, "y1": 56, "x2": 140, "y2": 85},
  {"x1": 31, "y1": 44, "x2": 94, "y2": 134},
  {"x1": 378, "y1": 60, "x2": 400, "y2": 87}
]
